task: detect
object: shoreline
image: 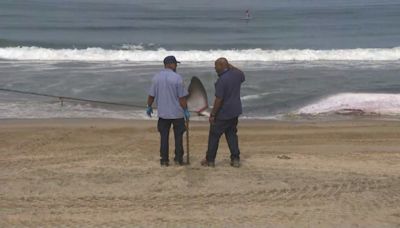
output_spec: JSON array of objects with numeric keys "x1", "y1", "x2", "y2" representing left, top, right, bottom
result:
[{"x1": 1, "y1": 116, "x2": 399, "y2": 126}]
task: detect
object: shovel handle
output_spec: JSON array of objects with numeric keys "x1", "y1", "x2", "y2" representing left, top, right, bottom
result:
[{"x1": 186, "y1": 120, "x2": 190, "y2": 164}]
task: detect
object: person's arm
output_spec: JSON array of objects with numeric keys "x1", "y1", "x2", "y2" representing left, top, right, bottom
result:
[
  {"x1": 177, "y1": 77, "x2": 190, "y2": 120},
  {"x1": 147, "y1": 79, "x2": 156, "y2": 117},
  {"x1": 229, "y1": 64, "x2": 245, "y2": 82},
  {"x1": 210, "y1": 78, "x2": 225, "y2": 124},
  {"x1": 147, "y1": 95, "x2": 155, "y2": 107},
  {"x1": 146, "y1": 95, "x2": 155, "y2": 117},
  {"x1": 209, "y1": 96, "x2": 223, "y2": 124},
  {"x1": 180, "y1": 96, "x2": 191, "y2": 120},
  {"x1": 148, "y1": 77, "x2": 156, "y2": 107},
  {"x1": 179, "y1": 97, "x2": 188, "y2": 110},
  {"x1": 229, "y1": 63, "x2": 242, "y2": 72}
]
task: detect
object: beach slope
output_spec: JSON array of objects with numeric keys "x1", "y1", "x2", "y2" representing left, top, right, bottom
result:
[{"x1": 1, "y1": 119, "x2": 400, "y2": 227}]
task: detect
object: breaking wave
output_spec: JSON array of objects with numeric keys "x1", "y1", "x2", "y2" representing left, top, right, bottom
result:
[{"x1": 1, "y1": 46, "x2": 400, "y2": 62}]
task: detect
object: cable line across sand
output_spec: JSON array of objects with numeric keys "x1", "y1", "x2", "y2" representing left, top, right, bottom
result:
[{"x1": 0, "y1": 88, "x2": 146, "y2": 109}]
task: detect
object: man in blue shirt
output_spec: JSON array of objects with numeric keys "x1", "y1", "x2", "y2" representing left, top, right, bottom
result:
[
  {"x1": 201, "y1": 57, "x2": 245, "y2": 168},
  {"x1": 146, "y1": 56, "x2": 190, "y2": 167}
]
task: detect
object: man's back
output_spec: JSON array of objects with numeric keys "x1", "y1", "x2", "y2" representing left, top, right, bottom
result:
[{"x1": 149, "y1": 69, "x2": 188, "y2": 119}]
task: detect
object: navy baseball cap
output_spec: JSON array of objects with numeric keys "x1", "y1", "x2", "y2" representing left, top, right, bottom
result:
[{"x1": 163, "y1": 55, "x2": 181, "y2": 64}]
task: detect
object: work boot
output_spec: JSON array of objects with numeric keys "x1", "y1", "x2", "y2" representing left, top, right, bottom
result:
[
  {"x1": 160, "y1": 161, "x2": 169, "y2": 167},
  {"x1": 230, "y1": 159, "x2": 240, "y2": 168},
  {"x1": 174, "y1": 159, "x2": 186, "y2": 166},
  {"x1": 201, "y1": 158, "x2": 215, "y2": 167}
]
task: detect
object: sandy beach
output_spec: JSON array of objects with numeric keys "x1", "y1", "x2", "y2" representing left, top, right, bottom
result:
[{"x1": 1, "y1": 118, "x2": 400, "y2": 227}]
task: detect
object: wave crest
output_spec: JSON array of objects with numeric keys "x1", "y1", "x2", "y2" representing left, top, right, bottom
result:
[{"x1": 1, "y1": 46, "x2": 400, "y2": 62}]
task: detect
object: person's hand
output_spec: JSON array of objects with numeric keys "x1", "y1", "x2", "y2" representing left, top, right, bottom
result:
[
  {"x1": 184, "y1": 109, "x2": 190, "y2": 121},
  {"x1": 209, "y1": 115, "x2": 216, "y2": 124},
  {"x1": 146, "y1": 106, "x2": 153, "y2": 117}
]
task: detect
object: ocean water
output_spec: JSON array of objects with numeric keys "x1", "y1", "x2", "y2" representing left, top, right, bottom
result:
[{"x1": 1, "y1": 0, "x2": 400, "y2": 120}]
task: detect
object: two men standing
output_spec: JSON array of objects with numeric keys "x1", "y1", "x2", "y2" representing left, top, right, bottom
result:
[{"x1": 147, "y1": 56, "x2": 244, "y2": 168}]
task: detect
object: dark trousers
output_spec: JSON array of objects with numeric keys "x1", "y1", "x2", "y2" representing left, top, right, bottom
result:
[
  {"x1": 157, "y1": 118, "x2": 186, "y2": 163},
  {"x1": 206, "y1": 117, "x2": 240, "y2": 162}
]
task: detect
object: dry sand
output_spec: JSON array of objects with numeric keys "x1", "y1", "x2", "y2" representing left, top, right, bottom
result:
[{"x1": 1, "y1": 118, "x2": 400, "y2": 227}]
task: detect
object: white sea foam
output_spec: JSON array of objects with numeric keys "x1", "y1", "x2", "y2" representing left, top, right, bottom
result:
[
  {"x1": 297, "y1": 93, "x2": 400, "y2": 115},
  {"x1": 1, "y1": 46, "x2": 400, "y2": 62},
  {"x1": 241, "y1": 92, "x2": 271, "y2": 101}
]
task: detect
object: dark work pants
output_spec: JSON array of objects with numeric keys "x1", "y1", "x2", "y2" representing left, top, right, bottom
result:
[
  {"x1": 206, "y1": 117, "x2": 240, "y2": 162},
  {"x1": 157, "y1": 118, "x2": 186, "y2": 163}
]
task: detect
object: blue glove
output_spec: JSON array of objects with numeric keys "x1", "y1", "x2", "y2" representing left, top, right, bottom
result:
[
  {"x1": 146, "y1": 106, "x2": 153, "y2": 117},
  {"x1": 184, "y1": 108, "x2": 190, "y2": 120}
]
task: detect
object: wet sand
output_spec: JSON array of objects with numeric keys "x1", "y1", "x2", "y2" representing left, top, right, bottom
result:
[{"x1": 1, "y1": 119, "x2": 400, "y2": 227}]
